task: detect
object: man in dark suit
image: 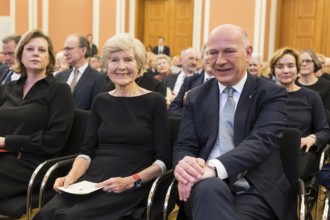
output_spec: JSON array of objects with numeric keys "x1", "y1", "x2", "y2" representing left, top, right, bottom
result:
[
  {"x1": 0, "y1": 35, "x2": 21, "y2": 84},
  {"x1": 152, "y1": 36, "x2": 170, "y2": 56},
  {"x1": 87, "y1": 33, "x2": 98, "y2": 57},
  {"x1": 168, "y1": 44, "x2": 213, "y2": 117},
  {"x1": 56, "y1": 34, "x2": 107, "y2": 110},
  {"x1": 173, "y1": 24, "x2": 293, "y2": 220},
  {"x1": 162, "y1": 48, "x2": 199, "y2": 100}
]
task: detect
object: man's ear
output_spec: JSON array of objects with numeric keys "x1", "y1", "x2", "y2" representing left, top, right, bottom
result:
[{"x1": 246, "y1": 46, "x2": 253, "y2": 62}]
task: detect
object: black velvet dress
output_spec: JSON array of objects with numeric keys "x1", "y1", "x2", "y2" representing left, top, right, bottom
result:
[{"x1": 35, "y1": 92, "x2": 171, "y2": 220}]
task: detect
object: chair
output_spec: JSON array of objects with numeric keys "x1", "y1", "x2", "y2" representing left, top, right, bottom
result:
[
  {"x1": 159, "y1": 128, "x2": 304, "y2": 220},
  {"x1": 0, "y1": 109, "x2": 90, "y2": 220},
  {"x1": 146, "y1": 116, "x2": 181, "y2": 220},
  {"x1": 34, "y1": 116, "x2": 181, "y2": 220},
  {"x1": 314, "y1": 145, "x2": 330, "y2": 219},
  {"x1": 279, "y1": 128, "x2": 304, "y2": 219}
]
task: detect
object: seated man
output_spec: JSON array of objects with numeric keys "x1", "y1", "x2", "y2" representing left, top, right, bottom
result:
[
  {"x1": 168, "y1": 44, "x2": 213, "y2": 118},
  {"x1": 173, "y1": 24, "x2": 293, "y2": 220}
]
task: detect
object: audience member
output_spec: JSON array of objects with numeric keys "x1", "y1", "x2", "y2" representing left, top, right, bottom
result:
[
  {"x1": 54, "y1": 51, "x2": 69, "y2": 75},
  {"x1": 162, "y1": 48, "x2": 199, "y2": 102},
  {"x1": 152, "y1": 36, "x2": 170, "y2": 56},
  {"x1": 89, "y1": 55, "x2": 103, "y2": 72},
  {"x1": 171, "y1": 55, "x2": 182, "y2": 73},
  {"x1": 324, "y1": 57, "x2": 330, "y2": 73},
  {"x1": 173, "y1": 24, "x2": 293, "y2": 220},
  {"x1": 86, "y1": 33, "x2": 98, "y2": 57},
  {"x1": 145, "y1": 51, "x2": 158, "y2": 77},
  {"x1": 0, "y1": 34, "x2": 21, "y2": 84},
  {"x1": 270, "y1": 47, "x2": 330, "y2": 179},
  {"x1": 295, "y1": 49, "x2": 330, "y2": 117},
  {"x1": 146, "y1": 45, "x2": 153, "y2": 52},
  {"x1": 155, "y1": 54, "x2": 172, "y2": 81},
  {"x1": 34, "y1": 33, "x2": 171, "y2": 220},
  {"x1": 315, "y1": 53, "x2": 326, "y2": 78},
  {"x1": 248, "y1": 53, "x2": 263, "y2": 77},
  {"x1": 168, "y1": 44, "x2": 213, "y2": 117},
  {"x1": 56, "y1": 34, "x2": 108, "y2": 110},
  {"x1": 0, "y1": 29, "x2": 74, "y2": 202}
]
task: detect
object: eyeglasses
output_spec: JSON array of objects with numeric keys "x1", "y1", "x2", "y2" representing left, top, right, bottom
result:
[
  {"x1": 62, "y1": 46, "x2": 84, "y2": 52},
  {"x1": 301, "y1": 59, "x2": 313, "y2": 64}
]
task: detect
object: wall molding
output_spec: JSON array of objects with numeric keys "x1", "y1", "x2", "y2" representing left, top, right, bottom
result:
[{"x1": 93, "y1": 0, "x2": 100, "y2": 47}]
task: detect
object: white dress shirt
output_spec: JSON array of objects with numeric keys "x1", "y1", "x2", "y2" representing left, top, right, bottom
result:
[
  {"x1": 66, "y1": 63, "x2": 88, "y2": 85},
  {"x1": 208, "y1": 72, "x2": 248, "y2": 179},
  {"x1": 173, "y1": 71, "x2": 193, "y2": 95}
]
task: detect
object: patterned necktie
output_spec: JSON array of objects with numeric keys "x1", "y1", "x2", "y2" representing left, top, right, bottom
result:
[
  {"x1": 219, "y1": 87, "x2": 235, "y2": 154},
  {"x1": 70, "y1": 69, "x2": 79, "y2": 91},
  {"x1": 220, "y1": 87, "x2": 250, "y2": 193},
  {"x1": 2, "y1": 69, "x2": 13, "y2": 84}
]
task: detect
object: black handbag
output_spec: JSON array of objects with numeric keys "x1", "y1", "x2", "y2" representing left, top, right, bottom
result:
[{"x1": 298, "y1": 151, "x2": 319, "y2": 181}]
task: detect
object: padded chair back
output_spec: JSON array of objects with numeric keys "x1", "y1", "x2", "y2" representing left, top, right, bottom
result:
[
  {"x1": 279, "y1": 127, "x2": 301, "y2": 220},
  {"x1": 279, "y1": 128, "x2": 301, "y2": 193},
  {"x1": 60, "y1": 109, "x2": 90, "y2": 156},
  {"x1": 149, "y1": 117, "x2": 181, "y2": 220}
]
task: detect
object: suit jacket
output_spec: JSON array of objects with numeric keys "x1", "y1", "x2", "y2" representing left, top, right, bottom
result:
[
  {"x1": 161, "y1": 73, "x2": 180, "y2": 95},
  {"x1": 152, "y1": 45, "x2": 170, "y2": 56},
  {"x1": 173, "y1": 75, "x2": 292, "y2": 220},
  {"x1": 0, "y1": 65, "x2": 9, "y2": 83},
  {"x1": 55, "y1": 66, "x2": 108, "y2": 110},
  {"x1": 90, "y1": 44, "x2": 98, "y2": 57},
  {"x1": 168, "y1": 72, "x2": 204, "y2": 117}
]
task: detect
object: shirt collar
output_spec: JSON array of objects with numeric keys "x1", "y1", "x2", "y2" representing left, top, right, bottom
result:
[
  {"x1": 75, "y1": 63, "x2": 88, "y2": 74},
  {"x1": 218, "y1": 71, "x2": 248, "y2": 95},
  {"x1": 17, "y1": 74, "x2": 55, "y2": 85},
  {"x1": 204, "y1": 71, "x2": 214, "y2": 82}
]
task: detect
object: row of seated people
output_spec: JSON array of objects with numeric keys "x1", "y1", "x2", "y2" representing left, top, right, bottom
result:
[
  {"x1": 0, "y1": 29, "x2": 170, "y2": 219},
  {"x1": 0, "y1": 23, "x2": 329, "y2": 219}
]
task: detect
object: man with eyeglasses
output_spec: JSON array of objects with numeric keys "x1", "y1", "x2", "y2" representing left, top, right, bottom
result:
[
  {"x1": 55, "y1": 34, "x2": 108, "y2": 110},
  {"x1": 0, "y1": 35, "x2": 21, "y2": 85}
]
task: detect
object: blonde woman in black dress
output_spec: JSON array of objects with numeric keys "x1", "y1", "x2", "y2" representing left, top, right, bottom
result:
[{"x1": 35, "y1": 33, "x2": 171, "y2": 220}]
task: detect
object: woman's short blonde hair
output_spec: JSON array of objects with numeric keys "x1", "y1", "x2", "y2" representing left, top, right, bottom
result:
[
  {"x1": 156, "y1": 54, "x2": 171, "y2": 66},
  {"x1": 13, "y1": 29, "x2": 56, "y2": 76},
  {"x1": 269, "y1": 47, "x2": 301, "y2": 76},
  {"x1": 102, "y1": 33, "x2": 146, "y2": 76}
]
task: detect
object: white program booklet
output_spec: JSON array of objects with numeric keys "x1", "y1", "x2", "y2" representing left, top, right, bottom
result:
[{"x1": 59, "y1": 180, "x2": 103, "y2": 195}]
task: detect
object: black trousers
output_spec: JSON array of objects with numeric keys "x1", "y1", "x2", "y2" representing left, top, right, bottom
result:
[{"x1": 183, "y1": 178, "x2": 277, "y2": 220}]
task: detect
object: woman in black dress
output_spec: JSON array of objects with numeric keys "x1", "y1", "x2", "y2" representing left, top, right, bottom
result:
[
  {"x1": 295, "y1": 49, "x2": 330, "y2": 115},
  {"x1": 269, "y1": 47, "x2": 330, "y2": 179},
  {"x1": 35, "y1": 33, "x2": 171, "y2": 220},
  {"x1": 0, "y1": 29, "x2": 74, "y2": 201}
]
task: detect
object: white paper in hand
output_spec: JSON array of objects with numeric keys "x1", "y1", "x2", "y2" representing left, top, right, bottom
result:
[{"x1": 59, "y1": 180, "x2": 103, "y2": 195}]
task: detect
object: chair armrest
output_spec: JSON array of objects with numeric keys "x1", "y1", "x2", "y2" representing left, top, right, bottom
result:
[
  {"x1": 298, "y1": 179, "x2": 306, "y2": 220},
  {"x1": 163, "y1": 178, "x2": 177, "y2": 220},
  {"x1": 38, "y1": 157, "x2": 76, "y2": 209},
  {"x1": 319, "y1": 144, "x2": 330, "y2": 170},
  {"x1": 322, "y1": 190, "x2": 330, "y2": 220},
  {"x1": 146, "y1": 169, "x2": 174, "y2": 220},
  {"x1": 25, "y1": 154, "x2": 77, "y2": 220}
]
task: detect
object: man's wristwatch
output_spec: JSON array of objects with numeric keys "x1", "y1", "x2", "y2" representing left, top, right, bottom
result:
[
  {"x1": 207, "y1": 162, "x2": 218, "y2": 177},
  {"x1": 132, "y1": 174, "x2": 142, "y2": 188}
]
